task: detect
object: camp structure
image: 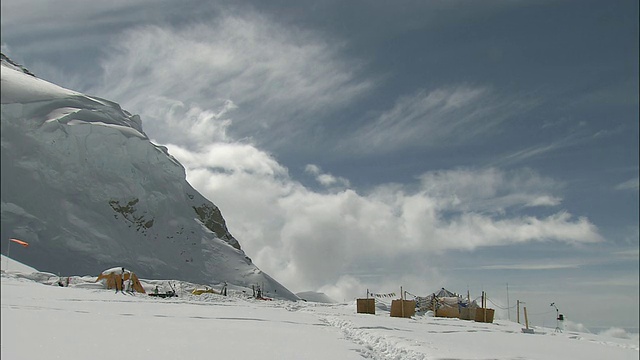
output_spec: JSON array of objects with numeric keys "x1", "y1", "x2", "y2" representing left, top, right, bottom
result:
[
  {"x1": 389, "y1": 287, "x2": 416, "y2": 318},
  {"x1": 356, "y1": 298, "x2": 376, "y2": 314},
  {"x1": 192, "y1": 287, "x2": 218, "y2": 295},
  {"x1": 471, "y1": 291, "x2": 494, "y2": 323},
  {"x1": 416, "y1": 288, "x2": 478, "y2": 318},
  {"x1": 95, "y1": 267, "x2": 146, "y2": 294},
  {"x1": 390, "y1": 298, "x2": 416, "y2": 318}
]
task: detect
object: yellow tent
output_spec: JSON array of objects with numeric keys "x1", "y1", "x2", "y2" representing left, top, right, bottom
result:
[
  {"x1": 96, "y1": 267, "x2": 146, "y2": 294},
  {"x1": 192, "y1": 288, "x2": 218, "y2": 295}
]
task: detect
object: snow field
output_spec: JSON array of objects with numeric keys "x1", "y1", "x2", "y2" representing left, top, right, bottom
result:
[{"x1": 2, "y1": 263, "x2": 638, "y2": 360}]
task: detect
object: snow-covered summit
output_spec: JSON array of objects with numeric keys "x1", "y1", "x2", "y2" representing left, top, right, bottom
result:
[
  {"x1": 0, "y1": 53, "x2": 298, "y2": 300},
  {"x1": 0, "y1": 53, "x2": 35, "y2": 76},
  {"x1": 2, "y1": 59, "x2": 78, "y2": 104}
]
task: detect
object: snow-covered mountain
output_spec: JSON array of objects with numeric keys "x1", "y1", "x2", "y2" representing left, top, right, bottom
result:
[{"x1": 0, "y1": 54, "x2": 298, "y2": 300}]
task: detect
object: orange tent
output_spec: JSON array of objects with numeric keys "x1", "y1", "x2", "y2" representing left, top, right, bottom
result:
[
  {"x1": 96, "y1": 267, "x2": 146, "y2": 294},
  {"x1": 10, "y1": 238, "x2": 29, "y2": 247}
]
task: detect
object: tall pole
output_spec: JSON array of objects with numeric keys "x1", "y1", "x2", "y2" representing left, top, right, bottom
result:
[
  {"x1": 5, "y1": 239, "x2": 11, "y2": 271},
  {"x1": 483, "y1": 293, "x2": 487, "y2": 322},
  {"x1": 517, "y1": 300, "x2": 520, "y2": 324},
  {"x1": 483, "y1": 291, "x2": 487, "y2": 322},
  {"x1": 506, "y1": 283, "x2": 510, "y2": 321},
  {"x1": 401, "y1": 286, "x2": 404, "y2": 318}
]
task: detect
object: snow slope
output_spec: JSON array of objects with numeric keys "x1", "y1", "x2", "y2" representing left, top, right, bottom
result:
[
  {"x1": 0, "y1": 56, "x2": 297, "y2": 300},
  {"x1": 1, "y1": 258, "x2": 638, "y2": 360},
  {"x1": 297, "y1": 291, "x2": 338, "y2": 303}
]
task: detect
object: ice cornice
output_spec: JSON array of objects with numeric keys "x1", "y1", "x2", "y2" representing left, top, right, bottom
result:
[{"x1": 1, "y1": 53, "x2": 145, "y2": 136}]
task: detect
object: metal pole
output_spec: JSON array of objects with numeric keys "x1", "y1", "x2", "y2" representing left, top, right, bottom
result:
[
  {"x1": 401, "y1": 286, "x2": 404, "y2": 318},
  {"x1": 517, "y1": 300, "x2": 520, "y2": 324},
  {"x1": 483, "y1": 291, "x2": 487, "y2": 322},
  {"x1": 506, "y1": 283, "x2": 510, "y2": 321},
  {"x1": 5, "y1": 239, "x2": 11, "y2": 271}
]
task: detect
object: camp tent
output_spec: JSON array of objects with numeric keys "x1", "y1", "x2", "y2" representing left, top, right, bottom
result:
[
  {"x1": 416, "y1": 287, "x2": 478, "y2": 317},
  {"x1": 95, "y1": 267, "x2": 146, "y2": 294},
  {"x1": 192, "y1": 287, "x2": 218, "y2": 295},
  {"x1": 434, "y1": 288, "x2": 458, "y2": 298}
]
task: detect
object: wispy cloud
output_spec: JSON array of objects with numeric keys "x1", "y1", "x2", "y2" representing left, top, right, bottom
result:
[
  {"x1": 612, "y1": 248, "x2": 640, "y2": 259},
  {"x1": 338, "y1": 86, "x2": 537, "y2": 155},
  {"x1": 494, "y1": 142, "x2": 564, "y2": 166},
  {"x1": 494, "y1": 122, "x2": 624, "y2": 167},
  {"x1": 615, "y1": 177, "x2": 639, "y2": 191},
  {"x1": 91, "y1": 12, "x2": 373, "y2": 151},
  {"x1": 478, "y1": 263, "x2": 581, "y2": 270},
  {"x1": 572, "y1": 277, "x2": 639, "y2": 288}
]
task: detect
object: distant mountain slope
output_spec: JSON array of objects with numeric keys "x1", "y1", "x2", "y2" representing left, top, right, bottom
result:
[
  {"x1": 0, "y1": 54, "x2": 298, "y2": 300},
  {"x1": 297, "y1": 291, "x2": 337, "y2": 303}
]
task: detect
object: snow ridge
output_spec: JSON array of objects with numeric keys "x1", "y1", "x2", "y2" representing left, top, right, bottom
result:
[{"x1": 0, "y1": 53, "x2": 35, "y2": 76}]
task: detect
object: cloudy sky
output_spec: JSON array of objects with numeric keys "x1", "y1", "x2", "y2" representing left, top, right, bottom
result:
[{"x1": 2, "y1": 0, "x2": 638, "y2": 330}]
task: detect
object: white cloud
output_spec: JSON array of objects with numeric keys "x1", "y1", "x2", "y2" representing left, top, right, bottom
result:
[
  {"x1": 416, "y1": 167, "x2": 563, "y2": 213},
  {"x1": 167, "y1": 143, "x2": 286, "y2": 178},
  {"x1": 304, "y1": 164, "x2": 322, "y2": 176},
  {"x1": 167, "y1": 143, "x2": 602, "y2": 297},
  {"x1": 1, "y1": 1, "x2": 153, "y2": 32},
  {"x1": 573, "y1": 277, "x2": 639, "y2": 287},
  {"x1": 613, "y1": 248, "x2": 639, "y2": 259},
  {"x1": 478, "y1": 263, "x2": 581, "y2": 270},
  {"x1": 614, "y1": 177, "x2": 639, "y2": 191},
  {"x1": 339, "y1": 86, "x2": 537, "y2": 155},
  {"x1": 305, "y1": 164, "x2": 350, "y2": 189},
  {"x1": 142, "y1": 97, "x2": 235, "y2": 148},
  {"x1": 91, "y1": 13, "x2": 372, "y2": 150}
]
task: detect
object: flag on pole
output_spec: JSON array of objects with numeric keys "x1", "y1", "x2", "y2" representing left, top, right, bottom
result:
[{"x1": 10, "y1": 238, "x2": 29, "y2": 248}]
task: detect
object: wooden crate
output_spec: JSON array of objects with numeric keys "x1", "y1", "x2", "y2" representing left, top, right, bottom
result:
[
  {"x1": 390, "y1": 300, "x2": 416, "y2": 318},
  {"x1": 459, "y1": 307, "x2": 475, "y2": 320},
  {"x1": 436, "y1": 305, "x2": 460, "y2": 318},
  {"x1": 474, "y1": 308, "x2": 495, "y2": 323},
  {"x1": 356, "y1": 298, "x2": 376, "y2": 314}
]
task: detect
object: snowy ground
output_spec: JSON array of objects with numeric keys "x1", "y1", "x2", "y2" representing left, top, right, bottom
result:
[{"x1": 2, "y1": 257, "x2": 638, "y2": 360}]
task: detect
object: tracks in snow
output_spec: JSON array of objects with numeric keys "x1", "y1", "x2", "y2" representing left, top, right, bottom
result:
[{"x1": 319, "y1": 316, "x2": 427, "y2": 360}]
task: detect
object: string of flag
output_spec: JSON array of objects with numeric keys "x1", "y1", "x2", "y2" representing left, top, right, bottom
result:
[
  {"x1": 373, "y1": 292, "x2": 396, "y2": 298},
  {"x1": 404, "y1": 290, "x2": 419, "y2": 299}
]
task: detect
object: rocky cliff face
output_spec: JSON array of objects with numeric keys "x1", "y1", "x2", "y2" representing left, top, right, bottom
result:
[{"x1": 0, "y1": 54, "x2": 297, "y2": 300}]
